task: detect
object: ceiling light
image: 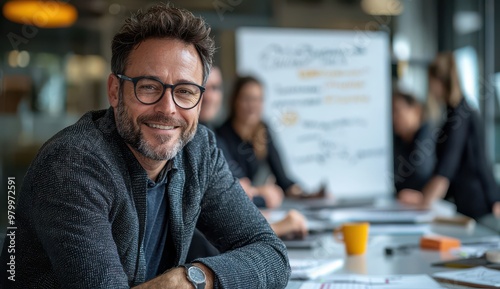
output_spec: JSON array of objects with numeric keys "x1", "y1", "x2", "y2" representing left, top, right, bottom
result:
[
  {"x1": 17, "y1": 50, "x2": 31, "y2": 68},
  {"x1": 8, "y1": 50, "x2": 19, "y2": 68},
  {"x1": 2, "y1": 0, "x2": 78, "y2": 28},
  {"x1": 361, "y1": 0, "x2": 403, "y2": 16},
  {"x1": 109, "y1": 3, "x2": 121, "y2": 15}
]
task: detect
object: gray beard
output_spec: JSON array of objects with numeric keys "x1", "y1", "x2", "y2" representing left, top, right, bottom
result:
[{"x1": 115, "y1": 95, "x2": 196, "y2": 161}]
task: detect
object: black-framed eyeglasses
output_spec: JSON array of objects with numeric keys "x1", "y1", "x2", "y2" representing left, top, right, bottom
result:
[{"x1": 116, "y1": 74, "x2": 205, "y2": 110}]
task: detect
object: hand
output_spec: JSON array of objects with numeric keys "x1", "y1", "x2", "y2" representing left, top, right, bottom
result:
[
  {"x1": 239, "y1": 178, "x2": 257, "y2": 200},
  {"x1": 132, "y1": 263, "x2": 214, "y2": 288},
  {"x1": 286, "y1": 184, "x2": 303, "y2": 198},
  {"x1": 286, "y1": 184, "x2": 327, "y2": 199},
  {"x1": 271, "y1": 209, "x2": 308, "y2": 238},
  {"x1": 308, "y1": 184, "x2": 327, "y2": 199},
  {"x1": 493, "y1": 202, "x2": 500, "y2": 218},
  {"x1": 257, "y1": 184, "x2": 284, "y2": 209},
  {"x1": 132, "y1": 267, "x2": 185, "y2": 288},
  {"x1": 398, "y1": 189, "x2": 424, "y2": 206}
]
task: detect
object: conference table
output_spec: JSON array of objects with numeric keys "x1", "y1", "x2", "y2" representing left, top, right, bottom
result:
[{"x1": 280, "y1": 198, "x2": 500, "y2": 289}]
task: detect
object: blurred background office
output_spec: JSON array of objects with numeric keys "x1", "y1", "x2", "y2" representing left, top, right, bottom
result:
[{"x1": 1, "y1": 0, "x2": 500, "y2": 227}]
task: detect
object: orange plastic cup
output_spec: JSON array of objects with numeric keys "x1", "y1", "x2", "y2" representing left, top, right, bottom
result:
[{"x1": 334, "y1": 222, "x2": 370, "y2": 255}]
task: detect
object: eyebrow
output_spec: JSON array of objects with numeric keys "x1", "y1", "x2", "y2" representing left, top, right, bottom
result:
[
  {"x1": 138, "y1": 75, "x2": 201, "y2": 85},
  {"x1": 175, "y1": 78, "x2": 202, "y2": 85}
]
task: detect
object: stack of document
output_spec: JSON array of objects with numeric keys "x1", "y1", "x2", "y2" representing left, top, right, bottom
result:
[
  {"x1": 433, "y1": 266, "x2": 500, "y2": 288},
  {"x1": 290, "y1": 258, "x2": 344, "y2": 280},
  {"x1": 286, "y1": 274, "x2": 446, "y2": 289},
  {"x1": 328, "y1": 208, "x2": 435, "y2": 224}
]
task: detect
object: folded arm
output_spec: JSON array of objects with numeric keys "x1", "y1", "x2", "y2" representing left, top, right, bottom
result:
[{"x1": 193, "y1": 145, "x2": 290, "y2": 289}]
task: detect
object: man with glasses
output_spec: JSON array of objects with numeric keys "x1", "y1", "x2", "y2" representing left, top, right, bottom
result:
[{"x1": 0, "y1": 4, "x2": 290, "y2": 289}]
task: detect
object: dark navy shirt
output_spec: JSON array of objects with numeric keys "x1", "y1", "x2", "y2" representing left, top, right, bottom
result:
[{"x1": 144, "y1": 162, "x2": 171, "y2": 281}]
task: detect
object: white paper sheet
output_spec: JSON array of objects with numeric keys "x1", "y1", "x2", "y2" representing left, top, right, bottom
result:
[
  {"x1": 286, "y1": 274, "x2": 446, "y2": 289},
  {"x1": 290, "y1": 259, "x2": 344, "y2": 280},
  {"x1": 369, "y1": 224, "x2": 431, "y2": 235},
  {"x1": 433, "y1": 266, "x2": 500, "y2": 288}
]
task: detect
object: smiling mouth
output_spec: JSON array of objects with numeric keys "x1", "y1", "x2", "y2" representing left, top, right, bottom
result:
[{"x1": 146, "y1": 123, "x2": 177, "y2": 130}]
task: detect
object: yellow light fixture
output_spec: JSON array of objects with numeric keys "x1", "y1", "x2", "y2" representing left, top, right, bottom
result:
[
  {"x1": 361, "y1": 0, "x2": 403, "y2": 16},
  {"x1": 3, "y1": 0, "x2": 78, "y2": 28}
]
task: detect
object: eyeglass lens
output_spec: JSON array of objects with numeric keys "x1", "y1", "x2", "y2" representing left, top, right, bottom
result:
[{"x1": 135, "y1": 78, "x2": 202, "y2": 108}]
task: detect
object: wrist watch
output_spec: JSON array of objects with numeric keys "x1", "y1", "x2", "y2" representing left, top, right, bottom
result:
[{"x1": 181, "y1": 264, "x2": 206, "y2": 289}]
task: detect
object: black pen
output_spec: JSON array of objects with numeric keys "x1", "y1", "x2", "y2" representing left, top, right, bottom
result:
[{"x1": 384, "y1": 244, "x2": 419, "y2": 255}]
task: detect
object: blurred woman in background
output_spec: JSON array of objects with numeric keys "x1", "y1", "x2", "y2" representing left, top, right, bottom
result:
[
  {"x1": 187, "y1": 70, "x2": 308, "y2": 263},
  {"x1": 398, "y1": 52, "x2": 500, "y2": 219},
  {"x1": 392, "y1": 91, "x2": 436, "y2": 195},
  {"x1": 216, "y1": 76, "x2": 310, "y2": 208}
]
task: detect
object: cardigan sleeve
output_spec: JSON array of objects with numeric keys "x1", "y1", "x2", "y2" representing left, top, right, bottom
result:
[
  {"x1": 28, "y1": 144, "x2": 132, "y2": 289},
  {"x1": 194, "y1": 133, "x2": 291, "y2": 289}
]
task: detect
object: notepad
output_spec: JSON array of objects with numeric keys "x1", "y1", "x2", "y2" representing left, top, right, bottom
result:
[
  {"x1": 283, "y1": 235, "x2": 323, "y2": 249},
  {"x1": 286, "y1": 282, "x2": 366, "y2": 289},
  {"x1": 432, "y1": 266, "x2": 500, "y2": 288},
  {"x1": 286, "y1": 274, "x2": 445, "y2": 289},
  {"x1": 290, "y1": 258, "x2": 344, "y2": 280}
]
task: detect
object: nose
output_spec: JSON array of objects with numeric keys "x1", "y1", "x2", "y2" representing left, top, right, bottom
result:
[{"x1": 153, "y1": 89, "x2": 177, "y2": 115}]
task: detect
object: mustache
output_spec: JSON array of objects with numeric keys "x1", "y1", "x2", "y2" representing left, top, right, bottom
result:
[{"x1": 138, "y1": 113, "x2": 187, "y2": 127}]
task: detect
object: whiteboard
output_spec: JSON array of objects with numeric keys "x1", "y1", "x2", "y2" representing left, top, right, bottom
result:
[{"x1": 236, "y1": 27, "x2": 392, "y2": 199}]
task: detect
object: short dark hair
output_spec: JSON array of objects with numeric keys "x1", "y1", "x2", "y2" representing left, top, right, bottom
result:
[
  {"x1": 393, "y1": 91, "x2": 420, "y2": 107},
  {"x1": 111, "y1": 3, "x2": 215, "y2": 84}
]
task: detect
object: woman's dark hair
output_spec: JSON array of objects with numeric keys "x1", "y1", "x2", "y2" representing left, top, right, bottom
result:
[
  {"x1": 228, "y1": 76, "x2": 262, "y2": 122},
  {"x1": 228, "y1": 75, "x2": 268, "y2": 160},
  {"x1": 111, "y1": 3, "x2": 215, "y2": 84}
]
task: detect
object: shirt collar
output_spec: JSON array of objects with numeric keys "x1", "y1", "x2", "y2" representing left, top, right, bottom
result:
[{"x1": 147, "y1": 160, "x2": 172, "y2": 187}]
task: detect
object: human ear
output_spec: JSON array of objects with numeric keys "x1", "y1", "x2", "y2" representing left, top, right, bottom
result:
[{"x1": 107, "y1": 74, "x2": 120, "y2": 108}]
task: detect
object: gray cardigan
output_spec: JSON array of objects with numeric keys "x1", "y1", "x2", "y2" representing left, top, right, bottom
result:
[{"x1": 1, "y1": 108, "x2": 290, "y2": 288}]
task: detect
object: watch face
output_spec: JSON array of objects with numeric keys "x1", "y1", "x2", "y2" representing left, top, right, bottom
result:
[{"x1": 188, "y1": 266, "x2": 206, "y2": 283}]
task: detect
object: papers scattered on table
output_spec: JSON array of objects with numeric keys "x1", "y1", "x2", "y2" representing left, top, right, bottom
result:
[
  {"x1": 283, "y1": 235, "x2": 324, "y2": 249},
  {"x1": 450, "y1": 239, "x2": 500, "y2": 258},
  {"x1": 432, "y1": 266, "x2": 500, "y2": 288},
  {"x1": 328, "y1": 209, "x2": 435, "y2": 224},
  {"x1": 369, "y1": 224, "x2": 431, "y2": 235},
  {"x1": 290, "y1": 258, "x2": 343, "y2": 280},
  {"x1": 306, "y1": 219, "x2": 336, "y2": 233},
  {"x1": 286, "y1": 274, "x2": 446, "y2": 289}
]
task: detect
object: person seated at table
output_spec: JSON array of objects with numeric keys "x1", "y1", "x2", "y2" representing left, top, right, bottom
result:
[
  {"x1": 398, "y1": 52, "x2": 500, "y2": 220},
  {"x1": 196, "y1": 68, "x2": 276, "y2": 206},
  {"x1": 216, "y1": 76, "x2": 322, "y2": 208},
  {"x1": 196, "y1": 67, "x2": 308, "y2": 237},
  {"x1": 392, "y1": 90, "x2": 436, "y2": 194}
]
